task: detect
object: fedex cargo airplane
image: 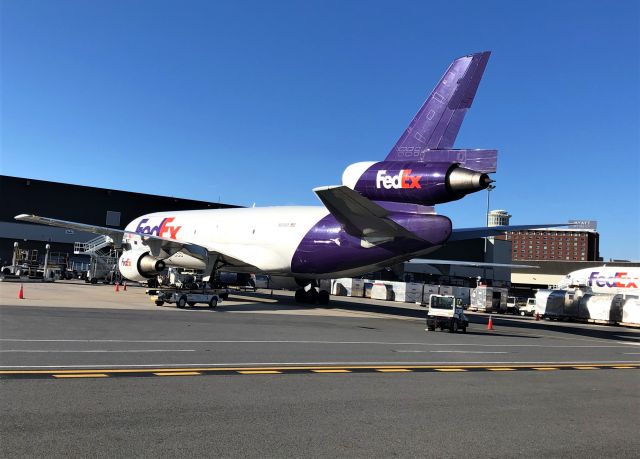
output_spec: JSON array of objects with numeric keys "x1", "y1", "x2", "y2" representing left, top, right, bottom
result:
[
  {"x1": 16, "y1": 51, "x2": 558, "y2": 304},
  {"x1": 557, "y1": 266, "x2": 640, "y2": 296}
]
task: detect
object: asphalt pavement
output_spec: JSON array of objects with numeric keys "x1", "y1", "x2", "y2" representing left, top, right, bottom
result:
[{"x1": 1, "y1": 283, "x2": 639, "y2": 457}]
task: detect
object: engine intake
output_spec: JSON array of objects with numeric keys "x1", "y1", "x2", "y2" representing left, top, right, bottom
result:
[{"x1": 119, "y1": 250, "x2": 166, "y2": 282}]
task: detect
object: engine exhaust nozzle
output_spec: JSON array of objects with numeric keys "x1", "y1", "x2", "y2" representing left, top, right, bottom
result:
[{"x1": 446, "y1": 167, "x2": 492, "y2": 194}]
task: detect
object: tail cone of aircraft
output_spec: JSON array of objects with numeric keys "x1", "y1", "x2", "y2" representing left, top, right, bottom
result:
[{"x1": 446, "y1": 167, "x2": 492, "y2": 194}]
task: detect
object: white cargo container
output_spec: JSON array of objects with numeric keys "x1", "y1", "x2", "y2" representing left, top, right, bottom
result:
[
  {"x1": 331, "y1": 278, "x2": 365, "y2": 297},
  {"x1": 471, "y1": 286, "x2": 508, "y2": 313},
  {"x1": 452, "y1": 286, "x2": 471, "y2": 307},
  {"x1": 371, "y1": 283, "x2": 394, "y2": 300},
  {"x1": 439, "y1": 285, "x2": 453, "y2": 296},
  {"x1": 388, "y1": 281, "x2": 406, "y2": 302},
  {"x1": 422, "y1": 284, "x2": 440, "y2": 303},
  {"x1": 405, "y1": 282, "x2": 424, "y2": 303}
]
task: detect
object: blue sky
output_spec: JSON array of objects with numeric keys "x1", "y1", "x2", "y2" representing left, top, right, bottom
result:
[{"x1": 2, "y1": 0, "x2": 639, "y2": 260}]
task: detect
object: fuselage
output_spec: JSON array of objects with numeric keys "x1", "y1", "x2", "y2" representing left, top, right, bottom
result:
[
  {"x1": 558, "y1": 266, "x2": 640, "y2": 296},
  {"x1": 123, "y1": 206, "x2": 452, "y2": 279}
]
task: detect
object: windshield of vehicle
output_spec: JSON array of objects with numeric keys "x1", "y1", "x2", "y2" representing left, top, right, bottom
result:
[{"x1": 431, "y1": 296, "x2": 454, "y2": 310}]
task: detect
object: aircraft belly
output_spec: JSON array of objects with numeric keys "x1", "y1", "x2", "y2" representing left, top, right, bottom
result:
[{"x1": 291, "y1": 214, "x2": 451, "y2": 277}]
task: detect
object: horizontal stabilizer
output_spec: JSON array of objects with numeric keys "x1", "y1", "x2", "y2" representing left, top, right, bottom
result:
[
  {"x1": 449, "y1": 224, "x2": 569, "y2": 242},
  {"x1": 313, "y1": 186, "x2": 419, "y2": 240}
]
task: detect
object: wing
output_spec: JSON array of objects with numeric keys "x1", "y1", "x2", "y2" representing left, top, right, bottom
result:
[
  {"x1": 313, "y1": 185, "x2": 421, "y2": 240},
  {"x1": 449, "y1": 224, "x2": 569, "y2": 241},
  {"x1": 407, "y1": 259, "x2": 539, "y2": 269},
  {"x1": 15, "y1": 214, "x2": 230, "y2": 266}
]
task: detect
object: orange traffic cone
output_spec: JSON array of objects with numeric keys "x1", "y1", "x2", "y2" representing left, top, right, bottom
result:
[
  {"x1": 487, "y1": 315, "x2": 494, "y2": 330},
  {"x1": 123, "y1": 282, "x2": 127, "y2": 291},
  {"x1": 18, "y1": 284, "x2": 24, "y2": 299},
  {"x1": 114, "y1": 283, "x2": 120, "y2": 293}
]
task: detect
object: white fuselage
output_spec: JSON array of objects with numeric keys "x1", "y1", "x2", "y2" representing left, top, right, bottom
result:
[
  {"x1": 558, "y1": 266, "x2": 640, "y2": 296},
  {"x1": 123, "y1": 206, "x2": 329, "y2": 275}
]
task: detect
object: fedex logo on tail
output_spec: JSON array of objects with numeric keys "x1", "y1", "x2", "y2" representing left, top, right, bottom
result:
[
  {"x1": 588, "y1": 272, "x2": 638, "y2": 289},
  {"x1": 376, "y1": 169, "x2": 422, "y2": 190},
  {"x1": 136, "y1": 217, "x2": 182, "y2": 239}
]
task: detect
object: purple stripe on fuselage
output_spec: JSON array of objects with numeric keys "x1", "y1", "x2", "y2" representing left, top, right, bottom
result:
[{"x1": 291, "y1": 213, "x2": 451, "y2": 275}]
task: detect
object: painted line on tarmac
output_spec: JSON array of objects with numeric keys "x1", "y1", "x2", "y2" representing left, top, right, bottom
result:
[
  {"x1": 0, "y1": 338, "x2": 632, "y2": 348},
  {"x1": 0, "y1": 363, "x2": 637, "y2": 380},
  {"x1": 3, "y1": 360, "x2": 640, "y2": 370},
  {"x1": 0, "y1": 349, "x2": 196, "y2": 353}
]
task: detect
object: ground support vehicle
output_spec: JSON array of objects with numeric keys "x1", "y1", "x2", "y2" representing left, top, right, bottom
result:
[
  {"x1": 518, "y1": 298, "x2": 537, "y2": 316},
  {"x1": 425, "y1": 294, "x2": 469, "y2": 333},
  {"x1": 147, "y1": 288, "x2": 227, "y2": 309}
]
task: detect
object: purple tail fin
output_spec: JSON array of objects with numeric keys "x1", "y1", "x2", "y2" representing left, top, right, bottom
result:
[{"x1": 386, "y1": 51, "x2": 491, "y2": 160}]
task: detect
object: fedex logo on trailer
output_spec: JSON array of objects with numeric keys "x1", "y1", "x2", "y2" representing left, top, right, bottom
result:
[
  {"x1": 587, "y1": 272, "x2": 639, "y2": 289},
  {"x1": 376, "y1": 169, "x2": 422, "y2": 190},
  {"x1": 135, "y1": 217, "x2": 182, "y2": 239}
]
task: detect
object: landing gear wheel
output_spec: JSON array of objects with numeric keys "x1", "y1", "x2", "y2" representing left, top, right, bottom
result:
[
  {"x1": 449, "y1": 320, "x2": 458, "y2": 333},
  {"x1": 295, "y1": 289, "x2": 305, "y2": 303},
  {"x1": 317, "y1": 290, "x2": 330, "y2": 306},
  {"x1": 176, "y1": 295, "x2": 187, "y2": 309},
  {"x1": 306, "y1": 288, "x2": 319, "y2": 304},
  {"x1": 208, "y1": 297, "x2": 218, "y2": 309}
]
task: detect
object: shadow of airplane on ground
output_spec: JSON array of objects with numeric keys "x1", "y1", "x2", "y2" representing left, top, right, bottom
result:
[{"x1": 219, "y1": 290, "x2": 640, "y2": 344}]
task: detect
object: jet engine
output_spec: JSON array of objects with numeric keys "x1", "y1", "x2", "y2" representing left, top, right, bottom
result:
[
  {"x1": 118, "y1": 249, "x2": 166, "y2": 282},
  {"x1": 342, "y1": 161, "x2": 492, "y2": 205}
]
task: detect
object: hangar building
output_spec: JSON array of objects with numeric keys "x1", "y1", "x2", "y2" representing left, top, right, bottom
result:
[{"x1": 0, "y1": 175, "x2": 238, "y2": 265}]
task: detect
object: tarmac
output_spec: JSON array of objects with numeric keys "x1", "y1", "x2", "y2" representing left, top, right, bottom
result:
[{"x1": 1, "y1": 280, "x2": 639, "y2": 457}]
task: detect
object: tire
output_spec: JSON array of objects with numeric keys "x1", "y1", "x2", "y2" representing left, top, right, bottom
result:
[
  {"x1": 520, "y1": 311, "x2": 526, "y2": 316},
  {"x1": 306, "y1": 288, "x2": 318, "y2": 304},
  {"x1": 155, "y1": 300, "x2": 164, "y2": 306},
  {"x1": 317, "y1": 290, "x2": 330, "y2": 305},
  {"x1": 176, "y1": 296, "x2": 187, "y2": 309},
  {"x1": 208, "y1": 297, "x2": 218, "y2": 309},
  {"x1": 449, "y1": 320, "x2": 459, "y2": 333},
  {"x1": 90, "y1": 278, "x2": 98, "y2": 284},
  {"x1": 295, "y1": 289, "x2": 305, "y2": 303}
]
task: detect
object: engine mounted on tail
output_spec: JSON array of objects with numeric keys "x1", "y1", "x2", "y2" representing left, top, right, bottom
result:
[{"x1": 342, "y1": 161, "x2": 492, "y2": 205}]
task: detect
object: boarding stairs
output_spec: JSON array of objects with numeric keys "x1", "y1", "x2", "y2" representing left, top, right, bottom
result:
[{"x1": 74, "y1": 235, "x2": 121, "y2": 283}]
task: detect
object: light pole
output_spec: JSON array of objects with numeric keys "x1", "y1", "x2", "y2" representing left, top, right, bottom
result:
[
  {"x1": 483, "y1": 184, "x2": 496, "y2": 258},
  {"x1": 43, "y1": 243, "x2": 51, "y2": 282}
]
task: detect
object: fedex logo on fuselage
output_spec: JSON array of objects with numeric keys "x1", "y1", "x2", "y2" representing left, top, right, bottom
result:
[
  {"x1": 376, "y1": 169, "x2": 422, "y2": 190},
  {"x1": 587, "y1": 271, "x2": 638, "y2": 289},
  {"x1": 135, "y1": 217, "x2": 182, "y2": 239}
]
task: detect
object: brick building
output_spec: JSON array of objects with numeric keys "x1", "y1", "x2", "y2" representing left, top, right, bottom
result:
[{"x1": 506, "y1": 228, "x2": 600, "y2": 261}]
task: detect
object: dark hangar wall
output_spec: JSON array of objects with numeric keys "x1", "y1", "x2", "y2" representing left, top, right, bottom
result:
[{"x1": 1, "y1": 175, "x2": 239, "y2": 228}]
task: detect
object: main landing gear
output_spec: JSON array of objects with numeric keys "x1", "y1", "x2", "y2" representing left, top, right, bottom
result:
[{"x1": 295, "y1": 284, "x2": 330, "y2": 306}]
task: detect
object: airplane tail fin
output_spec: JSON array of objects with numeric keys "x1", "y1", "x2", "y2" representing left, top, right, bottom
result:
[{"x1": 386, "y1": 51, "x2": 491, "y2": 160}]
